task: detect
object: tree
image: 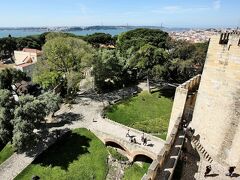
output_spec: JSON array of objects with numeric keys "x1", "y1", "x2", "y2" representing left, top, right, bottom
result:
[
  {"x1": 38, "y1": 91, "x2": 61, "y2": 117},
  {"x1": 0, "y1": 68, "x2": 29, "y2": 90},
  {"x1": 0, "y1": 90, "x2": 15, "y2": 144},
  {"x1": 93, "y1": 49, "x2": 124, "y2": 91},
  {"x1": 33, "y1": 37, "x2": 95, "y2": 95},
  {"x1": 117, "y1": 28, "x2": 169, "y2": 54},
  {"x1": 0, "y1": 37, "x2": 16, "y2": 59},
  {"x1": 12, "y1": 95, "x2": 46, "y2": 151},
  {"x1": 128, "y1": 44, "x2": 168, "y2": 92},
  {"x1": 84, "y1": 33, "x2": 114, "y2": 46}
]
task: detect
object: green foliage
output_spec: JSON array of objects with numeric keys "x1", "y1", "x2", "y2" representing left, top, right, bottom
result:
[
  {"x1": 0, "y1": 34, "x2": 46, "y2": 59},
  {"x1": 0, "y1": 89, "x2": 15, "y2": 143},
  {"x1": 94, "y1": 49, "x2": 125, "y2": 90},
  {"x1": 0, "y1": 68, "x2": 29, "y2": 90},
  {"x1": 32, "y1": 63, "x2": 60, "y2": 89},
  {"x1": 45, "y1": 32, "x2": 76, "y2": 41},
  {"x1": 12, "y1": 117, "x2": 37, "y2": 152},
  {"x1": 84, "y1": 33, "x2": 115, "y2": 46},
  {"x1": 123, "y1": 162, "x2": 150, "y2": 180},
  {"x1": 11, "y1": 93, "x2": 60, "y2": 151},
  {"x1": 15, "y1": 128, "x2": 108, "y2": 180},
  {"x1": 0, "y1": 143, "x2": 14, "y2": 165},
  {"x1": 0, "y1": 37, "x2": 16, "y2": 58},
  {"x1": 106, "y1": 91, "x2": 173, "y2": 139},
  {"x1": 117, "y1": 28, "x2": 168, "y2": 53},
  {"x1": 34, "y1": 37, "x2": 95, "y2": 94},
  {"x1": 107, "y1": 147, "x2": 128, "y2": 161},
  {"x1": 163, "y1": 40, "x2": 208, "y2": 83},
  {"x1": 38, "y1": 91, "x2": 61, "y2": 116}
]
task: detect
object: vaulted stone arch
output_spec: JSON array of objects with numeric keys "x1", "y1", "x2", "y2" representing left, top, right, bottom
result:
[{"x1": 104, "y1": 138, "x2": 131, "y2": 156}]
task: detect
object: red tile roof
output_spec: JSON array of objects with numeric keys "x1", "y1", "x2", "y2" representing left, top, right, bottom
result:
[
  {"x1": 16, "y1": 62, "x2": 34, "y2": 68},
  {"x1": 22, "y1": 48, "x2": 42, "y2": 55}
]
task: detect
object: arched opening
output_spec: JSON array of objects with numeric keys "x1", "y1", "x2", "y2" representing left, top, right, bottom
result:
[
  {"x1": 133, "y1": 154, "x2": 153, "y2": 163},
  {"x1": 105, "y1": 141, "x2": 126, "y2": 151}
]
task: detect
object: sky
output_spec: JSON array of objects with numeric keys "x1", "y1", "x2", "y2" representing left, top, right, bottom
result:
[{"x1": 0, "y1": 0, "x2": 239, "y2": 28}]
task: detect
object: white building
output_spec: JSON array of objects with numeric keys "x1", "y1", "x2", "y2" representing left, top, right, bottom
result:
[{"x1": 14, "y1": 48, "x2": 42, "y2": 77}]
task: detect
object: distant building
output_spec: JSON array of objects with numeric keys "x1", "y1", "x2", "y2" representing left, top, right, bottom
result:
[{"x1": 14, "y1": 48, "x2": 42, "y2": 77}]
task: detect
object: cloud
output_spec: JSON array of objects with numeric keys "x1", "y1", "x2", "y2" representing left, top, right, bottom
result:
[{"x1": 213, "y1": 0, "x2": 221, "y2": 10}]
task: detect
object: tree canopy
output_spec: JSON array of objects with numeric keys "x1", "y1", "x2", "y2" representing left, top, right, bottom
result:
[
  {"x1": 33, "y1": 37, "x2": 96, "y2": 94},
  {"x1": 117, "y1": 28, "x2": 169, "y2": 53}
]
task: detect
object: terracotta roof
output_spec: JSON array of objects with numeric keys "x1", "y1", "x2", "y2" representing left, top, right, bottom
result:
[
  {"x1": 22, "y1": 48, "x2": 42, "y2": 55},
  {"x1": 16, "y1": 62, "x2": 34, "y2": 68}
]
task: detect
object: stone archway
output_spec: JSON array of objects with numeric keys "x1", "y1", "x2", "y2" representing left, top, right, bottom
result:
[
  {"x1": 104, "y1": 139, "x2": 132, "y2": 158},
  {"x1": 133, "y1": 154, "x2": 153, "y2": 163}
]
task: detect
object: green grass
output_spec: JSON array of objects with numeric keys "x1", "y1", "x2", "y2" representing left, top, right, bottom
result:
[
  {"x1": 0, "y1": 143, "x2": 15, "y2": 165},
  {"x1": 123, "y1": 162, "x2": 150, "y2": 180},
  {"x1": 15, "y1": 128, "x2": 108, "y2": 180},
  {"x1": 106, "y1": 91, "x2": 173, "y2": 140},
  {"x1": 107, "y1": 147, "x2": 128, "y2": 161}
]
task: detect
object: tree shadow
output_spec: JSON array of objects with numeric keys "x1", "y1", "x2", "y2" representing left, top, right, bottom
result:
[
  {"x1": 32, "y1": 131, "x2": 91, "y2": 170},
  {"x1": 46, "y1": 112, "x2": 84, "y2": 128},
  {"x1": 158, "y1": 88, "x2": 176, "y2": 99}
]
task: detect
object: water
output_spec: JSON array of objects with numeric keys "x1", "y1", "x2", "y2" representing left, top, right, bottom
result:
[
  {"x1": 0, "y1": 27, "x2": 190, "y2": 38},
  {"x1": 0, "y1": 29, "x2": 131, "y2": 38}
]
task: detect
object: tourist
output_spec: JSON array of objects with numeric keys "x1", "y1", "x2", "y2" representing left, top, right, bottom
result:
[
  {"x1": 204, "y1": 165, "x2": 212, "y2": 177},
  {"x1": 130, "y1": 137, "x2": 134, "y2": 143},
  {"x1": 133, "y1": 138, "x2": 137, "y2": 144},
  {"x1": 141, "y1": 133, "x2": 145, "y2": 142},
  {"x1": 226, "y1": 166, "x2": 236, "y2": 177},
  {"x1": 126, "y1": 129, "x2": 130, "y2": 137},
  {"x1": 143, "y1": 137, "x2": 147, "y2": 146}
]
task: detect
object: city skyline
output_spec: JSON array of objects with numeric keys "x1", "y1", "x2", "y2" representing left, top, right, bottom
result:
[{"x1": 0, "y1": 0, "x2": 240, "y2": 28}]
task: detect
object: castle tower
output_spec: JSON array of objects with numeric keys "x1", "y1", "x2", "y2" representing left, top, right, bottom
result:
[{"x1": 190, "y1": 32, "x2": 240, "y2": 169}]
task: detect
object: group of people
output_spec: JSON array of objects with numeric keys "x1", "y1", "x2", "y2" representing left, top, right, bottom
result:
[
  {"x1": 204, "y1": 165, "x2": 236, "y2": 177},
  {"x1": 126, "y1": 130, "x2": 148, "y2": 146}
]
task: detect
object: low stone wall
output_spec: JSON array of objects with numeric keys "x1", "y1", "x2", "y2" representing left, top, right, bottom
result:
[{"x1": 141, "y1": 117, "x2": 182, "y2": 180}]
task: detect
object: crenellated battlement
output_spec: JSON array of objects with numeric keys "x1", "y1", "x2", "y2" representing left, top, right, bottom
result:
[{"x1": 218, "y1": 31, "x2": 240, "y2": 47}]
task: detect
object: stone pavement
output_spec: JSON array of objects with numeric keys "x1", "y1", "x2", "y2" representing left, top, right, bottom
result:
[{"x1": 0, "y1": 91, "x2": 165, "y2": 180}]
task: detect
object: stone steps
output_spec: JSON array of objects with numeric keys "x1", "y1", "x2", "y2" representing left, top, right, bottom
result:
[{"x1": 192, "y1": 139, "x2": 213, "y2": 163}]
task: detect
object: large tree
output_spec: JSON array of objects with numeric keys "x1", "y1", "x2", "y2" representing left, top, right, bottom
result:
[
  {"x1": 94, "y1": 49, "x2": 126, "y2": 91},
  {"x1": 117, "y1": 28, "x2": 169, "y2": 54},
  {"x1": 33, "y1": 37, "x2": 95, "y2": 95},
  {"x1": 128, "y1": 44, "x2": 168, "y2": 92},
  {"x1": 12, "y1": 92, "x2": 60, "y2": 151}
]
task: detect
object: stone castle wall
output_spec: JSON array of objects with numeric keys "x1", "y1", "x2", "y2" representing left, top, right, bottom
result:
[
  {"x1": 167, "y1": 75, "x2": 201, "y2": 139},
  {"x1": 190, "y1": 33, "x2": 240, "y2": 169}
]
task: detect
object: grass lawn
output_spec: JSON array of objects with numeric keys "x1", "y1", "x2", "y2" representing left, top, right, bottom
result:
[
  {"x1": 15, "y1": 128, "x2": 108, "y2": 180},
  {"x1": 107, "y1": 147, "x2": 128, "y2": 161},
  {"x1": 123, "y1": 162, "x2": 150, "y2": 180},
  {"x1": 0, "y1": 143, "x2": 14, "y2": 165},
  {"x1": 106, "y1": 91, "x2": 173, "y2": 140}
]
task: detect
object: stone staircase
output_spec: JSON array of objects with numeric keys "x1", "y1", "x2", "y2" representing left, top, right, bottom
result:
[{"x1": 192, "y1": 138, "x2": 213, "y2": 163}]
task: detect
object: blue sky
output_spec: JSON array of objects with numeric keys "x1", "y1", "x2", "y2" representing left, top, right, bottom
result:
[{"x1": 0, "y1": 0, "x2": 239, "y2": 28}]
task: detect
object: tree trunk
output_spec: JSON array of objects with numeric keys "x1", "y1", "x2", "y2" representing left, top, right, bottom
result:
[{"x1": 147, "y1": 74, "x2": 151, "y2": 93}]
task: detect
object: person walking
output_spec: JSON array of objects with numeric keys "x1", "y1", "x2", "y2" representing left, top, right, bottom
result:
[
  {"x1": 143, "y1": 137, "x2": 147, "y2": 146},
  {"x1": 204, "y1": 165, "x2": 212, "y2": 177},
  {"x1": 126, "y1": 129, "x2": 130, "y2": 137},
  {"x1": 226, "y1": 166, "x2": 236, "y2": 177},
  {"x1": 141, "y1": 133, "x2": 145, "y2": 142}
]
